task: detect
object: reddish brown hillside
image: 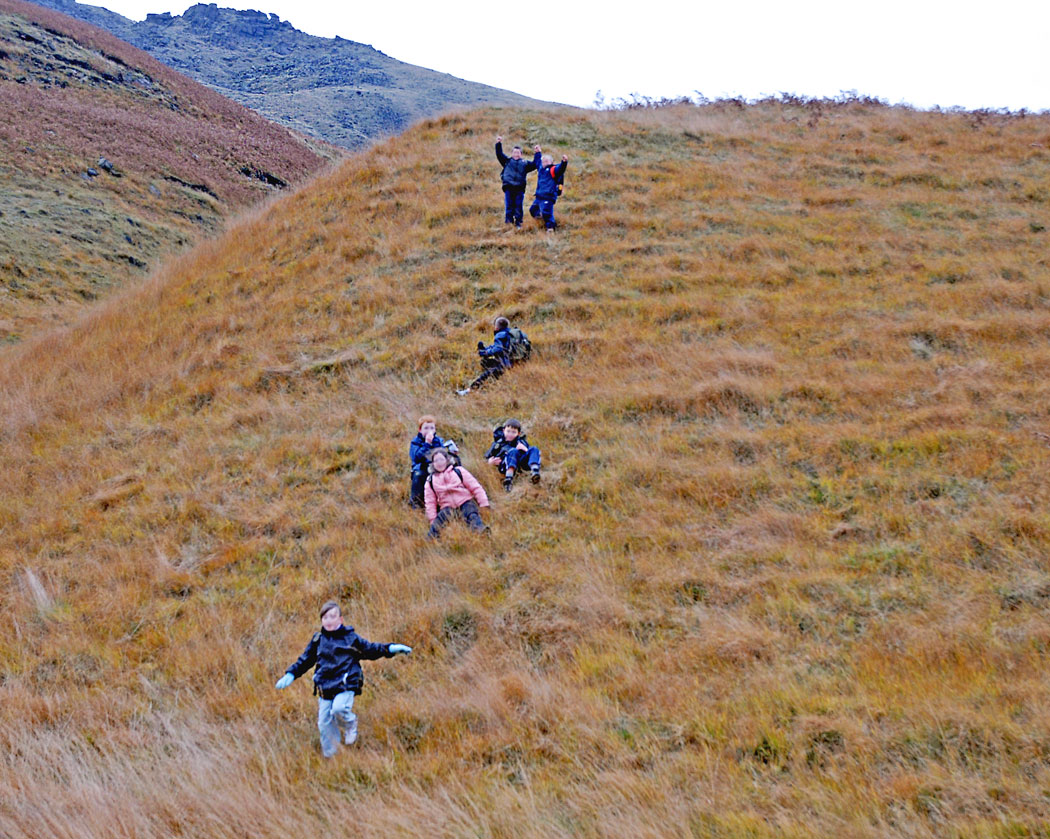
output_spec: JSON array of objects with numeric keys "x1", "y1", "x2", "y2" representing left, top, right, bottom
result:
[{"x1": 0, "y1": 0, "x2": 335, "y2": 341}]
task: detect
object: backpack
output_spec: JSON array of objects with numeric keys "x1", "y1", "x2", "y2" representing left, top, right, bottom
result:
[
  {"x1": 549, "y1": 164, "x2": 564, "y2": 196},
  {"x1": 507, "y1": 327, "x2": 532, "y2": 363}
]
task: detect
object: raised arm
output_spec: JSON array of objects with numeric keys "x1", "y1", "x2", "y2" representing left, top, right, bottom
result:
[
  {"x1": 495, "y1": 138, "x2": 509, "y2": 167},
  {"x1": 526, "y1": 146, "x2": 541, "y2": 173}
]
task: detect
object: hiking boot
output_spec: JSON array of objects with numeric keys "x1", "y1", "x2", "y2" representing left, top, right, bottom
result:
[
  {"x1": 503, "y1": 475, "x2": 514, "y2": 492},
  {"x1": 456, "y1": 388, "x2": 471, "y2": 396},
  {"x1": 530, "y1": 466, "x2": 541, "y2": 484}
]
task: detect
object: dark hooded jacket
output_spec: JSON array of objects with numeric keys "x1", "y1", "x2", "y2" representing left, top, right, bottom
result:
[
  {"x1": 410, "y1": 432, "x2": 447, "y2": 473},
  {"x1": 285, "y1": 624, "x2": 393, "y2": 699},
  {"x1": 496, "y1": 142, "x2": 540, "y2": 191}
]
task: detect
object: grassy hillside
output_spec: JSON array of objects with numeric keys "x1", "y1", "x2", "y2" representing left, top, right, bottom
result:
[
  {"x1": 0, "y1": 0, "x2": 335, "y2": 341},
  {"x1": 2, "y1": 101, "x2": 1050, "y2": 837}
]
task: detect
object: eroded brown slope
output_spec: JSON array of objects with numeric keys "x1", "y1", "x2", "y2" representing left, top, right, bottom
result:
[{"x1": 0, "y1": 0, "x2": 336, "y2": 341}]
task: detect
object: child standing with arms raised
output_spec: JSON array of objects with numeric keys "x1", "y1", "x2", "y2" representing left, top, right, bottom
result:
[{"x1": 495, "y1": 135, "x2": 541, "y2": 228}]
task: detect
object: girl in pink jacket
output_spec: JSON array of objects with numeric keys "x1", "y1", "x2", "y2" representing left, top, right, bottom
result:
[{"x1": 424, "y1": 449, "x2": 490, "y2": 539}]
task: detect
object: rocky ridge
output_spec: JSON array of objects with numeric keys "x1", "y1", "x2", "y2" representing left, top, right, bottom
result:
[{"x1": 30, "y1": 0, "x2": 542, "y2": 148}]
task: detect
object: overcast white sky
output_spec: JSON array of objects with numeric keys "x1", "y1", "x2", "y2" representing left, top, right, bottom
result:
[{"x1": 82, "y1": 0, "x2": 1049, "y2": 111}]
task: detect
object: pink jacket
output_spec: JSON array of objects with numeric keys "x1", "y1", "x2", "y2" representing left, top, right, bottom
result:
[{"x1": 424, "y1": 465, "x2": 490, "y2": 522}]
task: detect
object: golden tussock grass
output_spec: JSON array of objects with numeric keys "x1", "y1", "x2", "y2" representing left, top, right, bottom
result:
[{"x1": 1, "y1": 101, "x2": 1050, "y2": 837}]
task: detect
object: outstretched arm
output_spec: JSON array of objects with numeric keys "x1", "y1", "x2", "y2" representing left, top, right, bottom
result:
[
  {"x1": 352, "y1": 633, "x2": 398, "y2": 660},
  {"x1": 495, "y1": 138, "x2": 509, "y2": 167},
  {"x1": 284, "y1": 634, "x2": 320, "y2": 680}
]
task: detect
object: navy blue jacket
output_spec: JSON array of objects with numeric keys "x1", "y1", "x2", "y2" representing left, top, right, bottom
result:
[
  {"x1": 485, "y1": 428, "x2": 534, "y2": 463},
  {"x1": 479, "y1": 326, "x2": 514, "y2": 365},
  {"x1": 410, "y1": 432, "x2": 446, "y2": 473},
  {"x1": 535, "y1": 160, "x2": 567, "y2": 201},
  {"x1": 496, "y1": 143, "x2": 540, "y2": 191},
  {"x1": 285, "y1": 624, "x2": 393, "y2": 699}
]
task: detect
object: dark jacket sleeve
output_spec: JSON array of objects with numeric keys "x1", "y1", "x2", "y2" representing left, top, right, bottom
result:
[
  {"x1": 554, "y1": 160, "x2": 567, "y2": 180},
  {"x1": 409, "y1": 436, "x2": 425, "y2": 467},
  {"x1": 527, "y1": 151, "x2": 541, "y2": 173},
  {"x1": 496, "y1": 142, "x2": 508, "y2": 167},
  {"x1": 286, "y1": 634, "x2": 319, "y2": 678},
  {"x1": 410, "y1": 435, "x2": 439, "y2": 468},
  {"x1": 351, "y1": 632, "x2": 393, "y2": 661}
]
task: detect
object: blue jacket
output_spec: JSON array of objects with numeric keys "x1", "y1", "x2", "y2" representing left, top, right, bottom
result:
[
  {"x1": 496, "y1": 143, "x2": 540, "y2": 191},
  {"x1": 485, "y1": 428, "x2": 535, "y2": 463},
  {"x1": 285, "y1": 624, "x2": 393, "y2": 699},
  {"x1": 535, "y1": 159, "x2": 567, "y2": 201},
  {"x1": 479, "y1": 326, "x2": 514, "y2": 365},
  {"x1": 410, "y1": 432, "x2": 446, "y2": 473}
]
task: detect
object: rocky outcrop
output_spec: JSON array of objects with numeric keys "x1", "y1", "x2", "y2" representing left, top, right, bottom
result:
[{"x1": 30, "y1": 1, "x2": 542, "y2": 148}]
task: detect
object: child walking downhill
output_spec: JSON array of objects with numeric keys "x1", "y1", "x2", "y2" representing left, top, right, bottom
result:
[
  {"x1": 425, "y1": 448, "x2": 491, "y2": 539},
  {"x1": 529, "y1": 153, "x2": 568, "y2": 232},
  {"x1": 495, "y1": 135, "x2": 541, "y2": 228},
  {"x1": 486, "y1": 418, "x2": 542, "y2": 491},
  {"x1": 275, "y1": 601, "x2": 411, "y2": 757},
  {"x1": 409, "y1": 415, "x2": 459, "y2": 509}
]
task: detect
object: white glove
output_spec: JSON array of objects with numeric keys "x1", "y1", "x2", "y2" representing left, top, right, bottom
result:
[
  {"x1": 388, "y1": 644, "x2": 412, "y2": 655},
  {"x1": 275, "y1": 673, "x2": 294, "y2": 689}
]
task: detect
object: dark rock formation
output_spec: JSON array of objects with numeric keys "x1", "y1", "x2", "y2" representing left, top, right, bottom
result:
[{"x1": 30, "y1": 0, "x2": 542, "y2": 148}]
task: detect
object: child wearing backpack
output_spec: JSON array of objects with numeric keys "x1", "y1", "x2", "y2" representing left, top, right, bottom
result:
[
  {"x1": 458, "y1": 316, "x2": 531, "y2": 394},
  {"x1": 495, "y1": 135, "x2": 541, "y2": 228},
  {"x1": 409, "y1": 415, "x2": 459, "y2": 508},
  {"x1": 486, "y1": 418, "x2": 542, "y2": 491},
  {"x1": 275, "y1": 600, "x2": 412, "y2": 758},
  {"x1": 424, "y1": 448, "x2": 491, "y2": 538},
  {"x1": 529, "y1": 153, "x2": 569, "y2": 231}
]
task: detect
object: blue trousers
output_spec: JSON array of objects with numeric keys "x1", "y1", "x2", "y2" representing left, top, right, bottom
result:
[
  {"x1": 504, "y1": 187, "x2": 525, "y2": 225},
  {"x1": 503, "y1": 445, "x2": 541, "y2": 474},
  {"x1": 529, "y1": 198, "x2": 557, "y2": 229},
  {"x1": 317, "y1": 691, "x2": 356, "y2": 758},
  {"x1": 410, "y1": 468, "x2": 427, "y2": 508}
]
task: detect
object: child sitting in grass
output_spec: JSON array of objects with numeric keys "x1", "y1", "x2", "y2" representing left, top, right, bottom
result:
[
  {"x1": 409, "y1": 415, "x2": 459, "y2": 509},
  {"x1": 458, "y1": 316, "x2": 531, "y2": 394},
  {"x1": 529, "y1": 153, "x2": 568, "y2": 231},
  {"x1": 424, "y1": 448, "x2": 491, "y2": 539},
  {"x1": 486, "y1": 418, "x2": 542, "y2": 491},
  {"x1": 275, "y1": 601, "x2": 411, "y2": 758}
]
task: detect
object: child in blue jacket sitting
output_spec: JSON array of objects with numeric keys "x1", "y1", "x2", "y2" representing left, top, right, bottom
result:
[
  {"x1": 275, "y1": 600, "x2": 411, "y2": 757},
  {"x1": 458, "y1": 316, "x2": 530, "y2": 394},
  {"x1": 529, "y1": 153, "x2": 568, "y2": 231},
  {"x1": 486, "y1": 418, "x2": 542, "y2": 491},
  {"x1": 409, "y1": 415, "x2": 459, "y2": 508}
]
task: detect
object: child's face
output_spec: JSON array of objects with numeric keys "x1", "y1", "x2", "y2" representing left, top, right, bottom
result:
[
  {"x1": 321, "y1": 607, "x2": 343, "y2": 631},
  {"x1": 503, "y1": 426, "x2": 520, "y2": 442},
  {"x1": 511, "y1": 147, "x2": 522, "y2": 160},
  {"x1": 420, "y1": 421, "x2": 436, "y2": 438},
  {"x1": 431, "y1": 451, "x2": 449, "y2": 472}
]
